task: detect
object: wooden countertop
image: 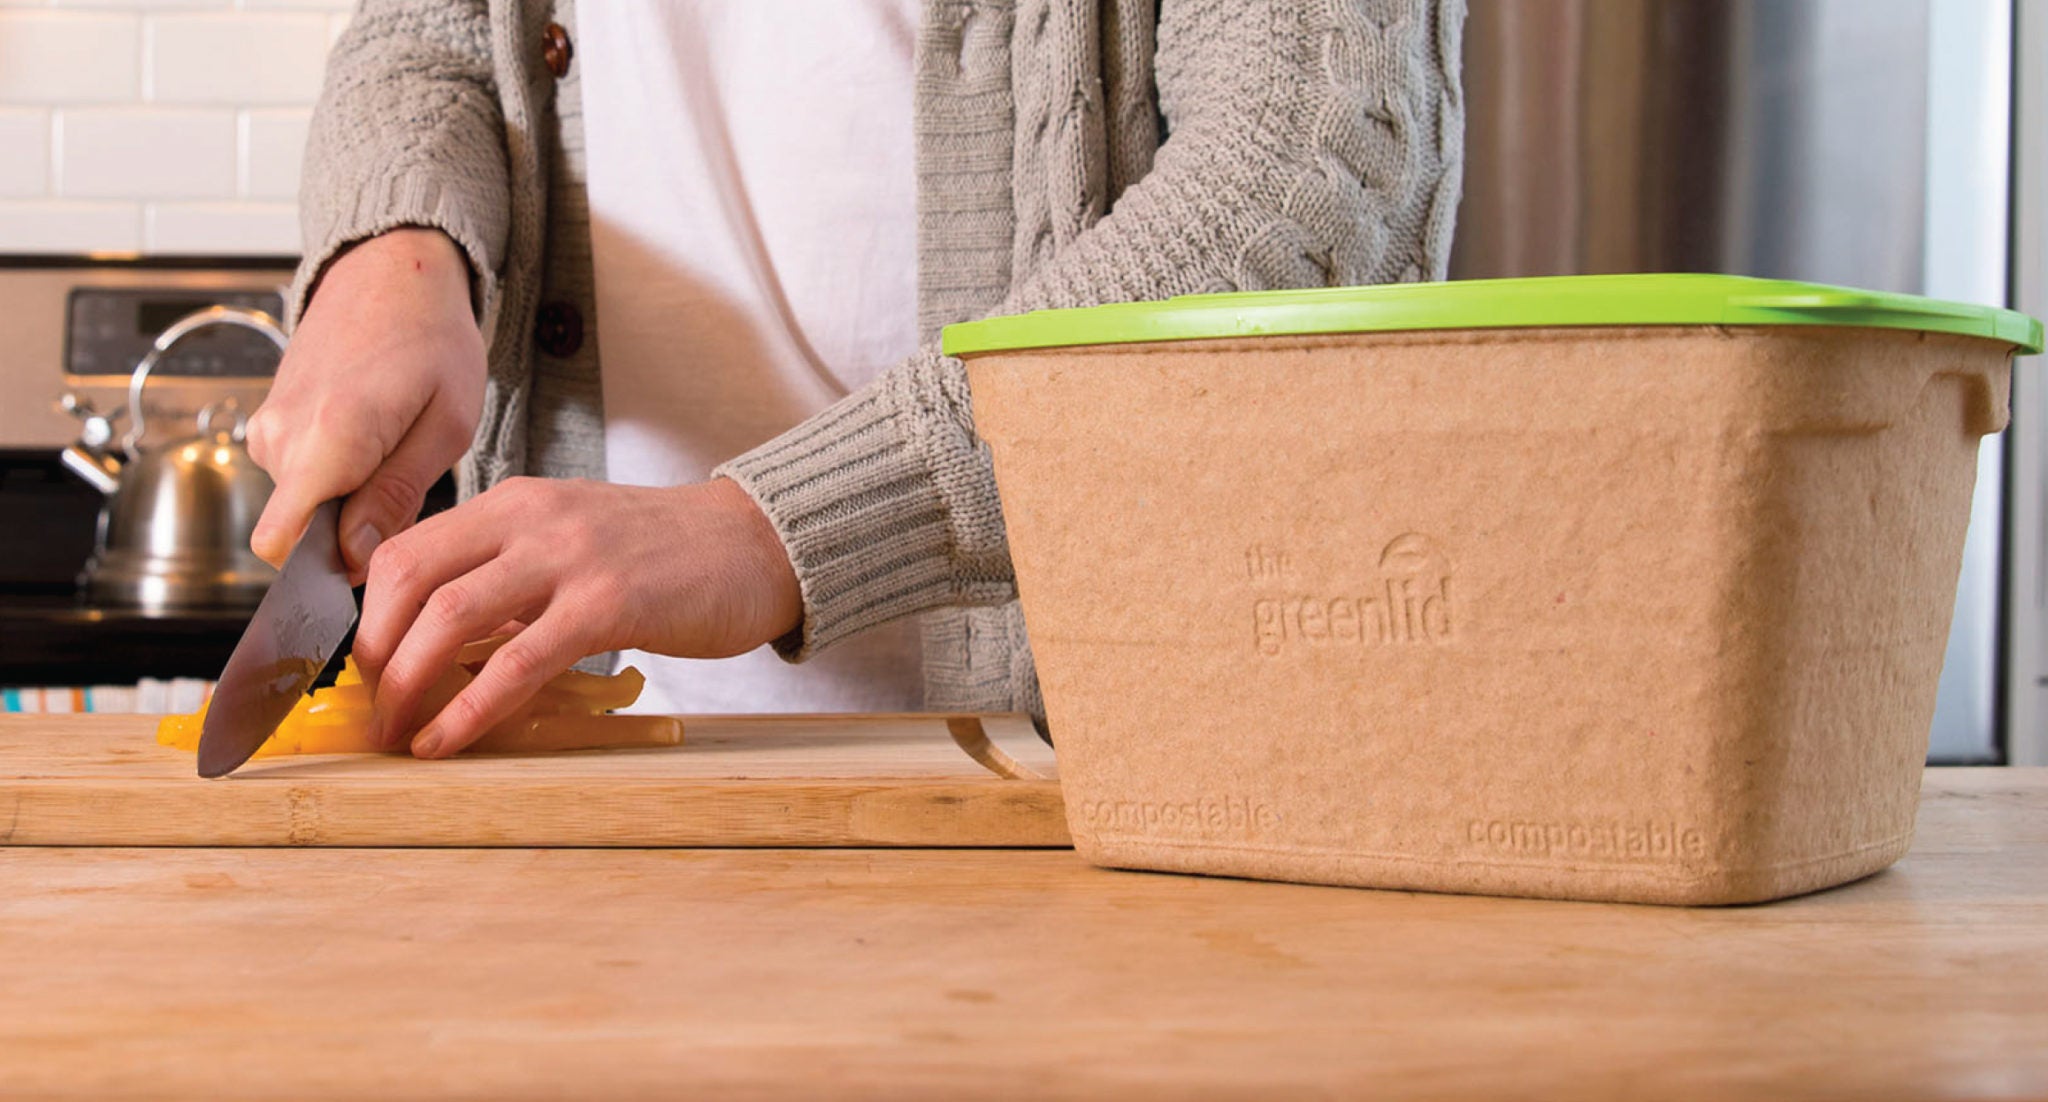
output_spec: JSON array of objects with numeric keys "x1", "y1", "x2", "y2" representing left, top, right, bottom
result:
[{"x1": 3, "y1": 768, "x2": 2043, "y2": 1101}]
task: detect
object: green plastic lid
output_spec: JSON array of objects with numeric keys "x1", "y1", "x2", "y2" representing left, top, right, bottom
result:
[{"x1": 941, "y1": 274, "x2": 2045, "y2": 357}]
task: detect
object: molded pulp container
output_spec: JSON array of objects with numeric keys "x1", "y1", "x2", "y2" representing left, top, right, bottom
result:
[{"x1": 946, "y1": 275, "x2": 2043, "y2": 905}]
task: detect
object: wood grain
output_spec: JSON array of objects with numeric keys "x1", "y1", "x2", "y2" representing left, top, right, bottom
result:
[
  {"x1": 0, "y1": 714, "x2": 1067, "y2": 847},
  {"x1": 0, "y1": 768, "x2": 2041, "y2": 1101}
]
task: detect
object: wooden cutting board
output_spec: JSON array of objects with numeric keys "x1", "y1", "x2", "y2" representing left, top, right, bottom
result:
[{"x1": 0, "y1": 713, "x2": 1068, "y2": 847}]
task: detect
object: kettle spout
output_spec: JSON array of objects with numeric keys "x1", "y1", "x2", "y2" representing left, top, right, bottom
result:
[{"x1": 61, "y1": 444, "x2": 121, "y2": 496}]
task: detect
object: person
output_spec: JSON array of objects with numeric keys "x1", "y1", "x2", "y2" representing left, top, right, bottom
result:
[{"x1": 246, "y1": 0, "x2": 1465, "y2": 759}]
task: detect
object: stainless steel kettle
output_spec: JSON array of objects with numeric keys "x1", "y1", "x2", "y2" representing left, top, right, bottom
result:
[{"x1": 60, "y1": 306, "x2": 287, "y2": 612}]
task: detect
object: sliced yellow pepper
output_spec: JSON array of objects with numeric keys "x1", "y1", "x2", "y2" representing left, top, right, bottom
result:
[{"x1": 157, "y1": 638, "x2": 682, "y2": 758}]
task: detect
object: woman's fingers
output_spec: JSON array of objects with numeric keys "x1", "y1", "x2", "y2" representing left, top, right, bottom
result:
[
  {"x1": 248, "y1": 477, "x2": 327, "y2": 569},
  {"x1": 412, "y1": 610, "x2": 590, "y2": 759},
  {"x1": 246, "y1": 404, "x2": 382, "y2": 567},
  {"x1": 366, "y1": 558, "x2": 546, "y2": 749},
  {"x1": 352, "y1": 498, "x2": 511, "y2": 683},
  {"x1": 340, "y1": 476, "x2": 805, "y2": 760},
  {"x1": 336, "y1": 390, "x2": 472, "y2": 582}
]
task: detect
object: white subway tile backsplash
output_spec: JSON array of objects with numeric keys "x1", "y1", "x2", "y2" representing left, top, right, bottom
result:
[
  {"x1": 60, "y1": 108, "x2": 236, "y2": 197},
  {"x1": 0, "y1": 109, "x2": 51, "y2": 197},
  {"x1": 149, "y1": 13, "x2": 329, "y2": 105},
  {"x1": 145, "y1": 200, "x2": 297, "y2": 254},
  {"x1": 0, "y1": 12, "x2": 142, "y2": 104},
  {"x1": 239, "y1": 107, "x2": 307, "y2": 199},
  {"x1": 0, "y1": 200, "x2": 140, "y2": 252},
  {"x1": 0, "y1": 2, "x2": 332, "y2": 254},
  {"x1": 54, "y1": 1, "x2": 232, "y2": 9}
]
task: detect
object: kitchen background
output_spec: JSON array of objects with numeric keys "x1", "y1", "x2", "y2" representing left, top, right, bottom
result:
[
  {"x1": 0, "y1": 0, "x2": 349, "y2": 255},
  {"x1": 0, "y1": 0, "x2": 351, "y2": 715},
  {"x1": 0, "y1": 0, "x2": 2043, "y2": 765}
]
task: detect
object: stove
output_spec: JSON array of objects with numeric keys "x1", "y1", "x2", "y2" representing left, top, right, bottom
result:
[
  {"x1": 0, "y1": 257, "x2": 292, "y2": 700},
  {"x1": 0, "y1": 257, "x2": 459, "y2": 708},
  {"x1": 0, "y1": 447, "x2": 254, "y2": 694}
]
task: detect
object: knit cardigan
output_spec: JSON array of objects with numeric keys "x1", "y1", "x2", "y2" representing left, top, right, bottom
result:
[{"x1": 293, "y1": 0, "x2": 1466, "y2": 717}]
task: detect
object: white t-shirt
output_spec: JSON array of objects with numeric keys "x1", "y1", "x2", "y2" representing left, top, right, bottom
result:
[{"x1": 578, "y1": 0, "x2": 926, "y2": 713}]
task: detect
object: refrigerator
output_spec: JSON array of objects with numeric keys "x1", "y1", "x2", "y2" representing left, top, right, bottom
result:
[{"x1": 1452, "y1": 0, "x2": 2034, "y2": 763}]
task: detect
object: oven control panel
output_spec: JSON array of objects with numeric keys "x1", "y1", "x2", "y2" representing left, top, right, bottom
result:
[
  {"x1": 64, "y1": 287, "x2": 287, "y2": 382},
  {"x1": 0, "y1": 261, "x2": 295, "y2": 450}
]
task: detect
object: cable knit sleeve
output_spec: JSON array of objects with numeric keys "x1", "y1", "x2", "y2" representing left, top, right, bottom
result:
[
  {"x1": 287, "y1": 0, "x2": 510, "y2": 327},
  {"x1": 718, "y1": 0, "x2": 1465, "y2": 660},
  {"x1": 1006, "y1": 0, "x2": 1465, "y2": 309}
]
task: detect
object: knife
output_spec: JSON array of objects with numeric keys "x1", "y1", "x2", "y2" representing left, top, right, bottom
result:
[{"x1": 196, "y1": 499, "x2": 359, "y2": 778}]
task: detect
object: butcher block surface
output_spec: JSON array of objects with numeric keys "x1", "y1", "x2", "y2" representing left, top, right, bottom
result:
[
  {"x1": 0, "y1": 714, "x2": 1067, "y2": 847},
  {"x1": 0, "y1": 768, "x2": 2043, "y2": 1100}
]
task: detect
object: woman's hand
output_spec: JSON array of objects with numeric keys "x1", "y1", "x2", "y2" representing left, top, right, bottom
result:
[
  {"x1": 246, "y1": 227, "x2": 486, "y2": 579},
  {"x1": 353, "y1": 476, "x2": 804, "y2": 758}
]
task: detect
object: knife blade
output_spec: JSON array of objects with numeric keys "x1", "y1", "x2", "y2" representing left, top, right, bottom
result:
[{"x1": 197, "y1": 499, "x2": 359, "y2": 778}]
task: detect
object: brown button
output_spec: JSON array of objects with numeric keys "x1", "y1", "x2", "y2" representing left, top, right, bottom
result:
[
  {"x1": 534, "y1": 300, "x2": 582, "y2": 358},
  {"x1": 541, "y1": 21, "x2": 573, "y2": 79}
]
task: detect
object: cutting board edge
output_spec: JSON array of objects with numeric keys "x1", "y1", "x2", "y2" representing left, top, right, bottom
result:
[{"x1": 0, "y1": 777, "x2": 1073, "y2": 849}]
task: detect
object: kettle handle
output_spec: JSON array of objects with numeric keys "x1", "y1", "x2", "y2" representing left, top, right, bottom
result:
[
  {"x1": 197, "y1": 396, "x2": 250, "y2": 442},
  {"x1": 123, "y1": 305, "x2": 289, "y2": 458}
]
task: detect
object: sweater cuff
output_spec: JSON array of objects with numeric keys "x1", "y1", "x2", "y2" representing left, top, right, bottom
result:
[
  {"x1": 288, "y1": 167, "x2": 502, "y2": 331},
  {"x1": 715, "y1": 363, "x2": 978, "y2": 661}
]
